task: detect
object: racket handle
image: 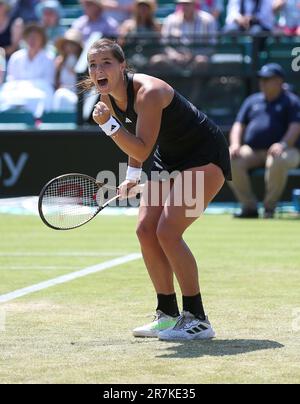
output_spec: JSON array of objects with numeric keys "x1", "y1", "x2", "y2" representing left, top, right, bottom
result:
[{"x1": 132, "y1": 183, "x2": 145, "y2": 194}]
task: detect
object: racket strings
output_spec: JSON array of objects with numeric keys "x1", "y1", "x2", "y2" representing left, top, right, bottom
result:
[{"x1": 41, "y1": 176, "x2": 101, "y2": 229}]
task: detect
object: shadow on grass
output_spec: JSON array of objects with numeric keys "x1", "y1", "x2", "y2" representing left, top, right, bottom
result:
[{"x1": 156, "y1": 339, "x2": 284, "y2": 359}]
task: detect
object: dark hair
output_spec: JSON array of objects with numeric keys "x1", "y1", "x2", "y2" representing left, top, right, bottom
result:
[
  {"x1": 78, "y1": 39, "x2": 127, "y2": 92},
  {"x1": 23, "y1": 24, "x2": 48, "y2": 48}
]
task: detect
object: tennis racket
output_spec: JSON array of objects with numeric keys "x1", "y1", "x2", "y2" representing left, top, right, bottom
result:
[{"x1": 38, "y1": 173, "x2": 144, "y2": 230}]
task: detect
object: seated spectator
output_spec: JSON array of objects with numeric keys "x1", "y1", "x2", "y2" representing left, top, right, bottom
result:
[
  {"x1": 103, "y1": 0, "x2": 134, "y2": 24},
  {"x1": 199, "y1": 0, "x2": 224, "y2": 22},
  {"x1": 151, "y1": 0, "x2": 217, "y2": 71},
  {"x1": 35, "y1": 0, "x2": 66, "y2": 46},
  {"x1": 0, "y1": 24, "x2": 55, "y2": 117},
  {"x1": 224, "y1": 0, "x2": 275, "y2": 34},
  {"x1": 10, "y1": 0, "x2": 40, "y2": 23},
  {"x1": 228, "y1": 63, "x2": 300, "y2": 219},
  {"x1": 72, "y1": 0, "x2": 118, "y2": 43},
  {"x1": 0, "y1": 0, "x2": 24, "y2": 59},
  {"x1": 52, "y1": 29, "x2": 83, "y2": 112},
  {"x1": 273, "y1": 0, "x2": 300, "y2": 36},
  {"x1": 119, "y1": 0, "x2": 161, "y2": 45},
  {"x1": 0, "y1": 46, "x2": 5, "y2": 83}
]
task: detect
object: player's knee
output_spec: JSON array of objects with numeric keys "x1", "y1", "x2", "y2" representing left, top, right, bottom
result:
[
  {"x1": 136, "y1": 221, "x2": 157, "y2": 244},
  {"x1": 156, "y1": 223, "x2": 180, "y2": 247}
]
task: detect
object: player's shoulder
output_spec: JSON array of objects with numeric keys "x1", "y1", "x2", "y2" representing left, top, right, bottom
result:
[{"x1": 134, "y1": 73, "x2": 172, "y2": 103}]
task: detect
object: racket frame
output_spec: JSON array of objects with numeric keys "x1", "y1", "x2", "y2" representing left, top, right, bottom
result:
[{"x1": 38, "y1": 173, "x2": 113, "y2": 231}]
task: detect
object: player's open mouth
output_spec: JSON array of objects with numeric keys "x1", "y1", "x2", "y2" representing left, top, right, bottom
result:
[{"x1": 97, "y1": 78, "x2": 108, "y2": 88}]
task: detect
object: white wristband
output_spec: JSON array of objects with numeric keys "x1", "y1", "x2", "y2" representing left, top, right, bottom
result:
[
  {"x1": 126, "y1": 166, "x2": 142, "y2": 182},
  {"x1": 99, "y1": 116, "x2": 120, "y2": 137}
]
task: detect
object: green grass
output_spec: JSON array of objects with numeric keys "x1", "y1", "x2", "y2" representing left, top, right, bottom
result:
[{"x1": 0, "y1": 213, "x2": 300, "y2": 384}]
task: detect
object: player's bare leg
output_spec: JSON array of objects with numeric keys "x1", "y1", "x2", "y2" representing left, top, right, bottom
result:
[
  {"x1": 157, "y1": 164, "x2": 225, "y2": 340},
  {"x1": 133, "y1": 179, "x2": 179, "y2": 337}
]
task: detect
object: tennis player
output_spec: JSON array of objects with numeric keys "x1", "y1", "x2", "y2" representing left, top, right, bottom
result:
[{"x1": 85, "y1": 38, "x2": 231, "y2": 341}]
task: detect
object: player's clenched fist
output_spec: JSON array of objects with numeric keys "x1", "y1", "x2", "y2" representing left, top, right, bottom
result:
[{"x1": 93, "y1": 102, "x2": 111, "y2": 125}]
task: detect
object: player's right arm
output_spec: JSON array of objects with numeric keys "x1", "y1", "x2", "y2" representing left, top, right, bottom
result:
[{"x1": 99, "y1": 95, "x2": 143, "y2": 198}]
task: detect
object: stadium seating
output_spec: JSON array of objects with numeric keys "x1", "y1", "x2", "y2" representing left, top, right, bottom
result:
[
  {"x1": 259, "y1": 36, "x2": 300, "y2": 94},
  {"x1": 0, "y1": 109, "x2": 35, "y2": 129},
  {"x1": 37, "y1": 111, "x2": 77, "y2": 130}
]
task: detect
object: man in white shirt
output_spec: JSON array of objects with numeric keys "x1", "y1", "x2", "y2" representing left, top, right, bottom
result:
[
  {"x1": 150, "y1": 0, "x2": 217, "y2": 71},
  {"x1": 162, "y1": 0, "x2": 217, "y2": 42},
  {"x1": 224, "y1": 0, "x2": 276, "y2": 33}
]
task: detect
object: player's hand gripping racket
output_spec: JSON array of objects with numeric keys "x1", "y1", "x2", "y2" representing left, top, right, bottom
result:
[{"x1": 38, "y1": 173, "x2": 144, "y2": 230}]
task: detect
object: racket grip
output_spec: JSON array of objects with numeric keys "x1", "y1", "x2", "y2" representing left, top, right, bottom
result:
[{"x1": 132, "y1": 183, "x2": 145, "y2": 194}]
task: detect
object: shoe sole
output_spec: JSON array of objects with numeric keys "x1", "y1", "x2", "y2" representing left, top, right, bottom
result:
[
  {"x1": 133, "y1": 332, "x2": 158, "y2": 338},
  {"x1": 159, "y1": 329, "x2": 216, "y2": 341}
]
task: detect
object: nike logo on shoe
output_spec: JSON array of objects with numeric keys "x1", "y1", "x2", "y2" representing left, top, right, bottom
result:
[{"x1": 125, "y1": 118, "x2": 132, "y2": 123}]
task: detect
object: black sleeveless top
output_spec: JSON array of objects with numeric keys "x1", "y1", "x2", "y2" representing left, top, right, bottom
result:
[{"x1": 108, "y1": 73, "x2": 232, "y2": 180}]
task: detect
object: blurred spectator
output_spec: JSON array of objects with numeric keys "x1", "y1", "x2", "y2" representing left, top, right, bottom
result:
[
  {"x1": 224, "y1": 0, "x2": 276, "y2": 33},
  {"x1": 35, "y1": 0, "x2": 66, "y2": 46},
  {"x1": 151, "y1": 0, "x2": 217, "y2": 71},
  {"x1": 273, "y1": 0, "x2": 300, "y2": 35},
  {"x1": 229, "y1": 63, "x2": 300, "y2": 219},
  {"x1": 162, "y1": 0, "x2": 217, "y2": 41},
  {"x1": 119, "y1": 0, "x2": 160, "y2": 44},
  {"x1": 72, "y1": 0, "x2": 118, "y2": 43},
  {"x1": 0, "y1": 0, "x2": 24, "y2": 59},
  {"x1": 52, "y1": 28, "x2": 83, "y2": 111},
  {"x1": 11, "y1": 0, "x2": 40, "y2": 23},
  {"x1": 0, "y1": 24, "x2": 55, "y2": 117},
  {"x1": 0, "y1": 46, "x2": 5, "y2": 83},
  {"x1": 103, "y1": 0, "x2": 134, "y2": 24},
  {"x1": 199, "y1": 0, "x2": 224, "y2": 21}
]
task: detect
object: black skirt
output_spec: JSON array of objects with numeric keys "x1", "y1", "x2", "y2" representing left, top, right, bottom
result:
[{"x1": 149, "y1": 118, "x2": 232, "y2": 182}]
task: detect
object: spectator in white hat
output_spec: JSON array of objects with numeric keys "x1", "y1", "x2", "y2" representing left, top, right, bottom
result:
[
  {"x1": 35, "y1": 0, "x2": 66, "y2": 45},
  {"x1": 119, "y1": 0, "x2": 161, "y2": 45},
  {"x1": 52, "y1": 29, "x2": 83, "y2": 111}
]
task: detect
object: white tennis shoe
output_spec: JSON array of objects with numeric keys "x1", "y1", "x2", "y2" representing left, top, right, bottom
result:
[
  {"x1": 158, "y1": 311, "x2": 215, "y2": 341},
  {"x1": 133, "y1": 310, "x2": 178, "y2": 338}
]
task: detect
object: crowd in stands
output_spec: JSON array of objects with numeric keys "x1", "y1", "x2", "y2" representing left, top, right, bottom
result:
[{"x1": 0, "y1": 0, "x2": 300, "y2": 117}]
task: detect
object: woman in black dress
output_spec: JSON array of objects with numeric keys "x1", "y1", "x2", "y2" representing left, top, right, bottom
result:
[{"x1": 86, "y1": 38, "x2": 231, "y2": 341}]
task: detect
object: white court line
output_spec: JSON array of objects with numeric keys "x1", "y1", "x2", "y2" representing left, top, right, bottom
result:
[
  {"x1": 2, "y1": 266, "x2": 81, "y2": 270},
  {"x1": 0, "y1": 253, "x2": 142, "y2": 304},
  {"x1": 0, "y1": 252, "x2": 127, "y2": 257}
]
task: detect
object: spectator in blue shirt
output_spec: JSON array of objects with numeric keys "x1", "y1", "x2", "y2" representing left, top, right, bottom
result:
[
  {"x1": 229, "y1": 63, "x2": 300, "y2": 218},
  {"x1": 72, "y1": 0, "x2": 118, "y2": 43}
]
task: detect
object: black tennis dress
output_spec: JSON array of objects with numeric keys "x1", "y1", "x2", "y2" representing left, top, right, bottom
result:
[{"x1": 108, "y1": 73, "x2": 232, "y2": 181}]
